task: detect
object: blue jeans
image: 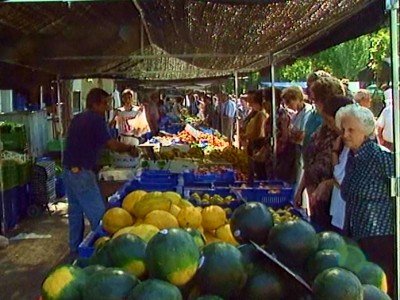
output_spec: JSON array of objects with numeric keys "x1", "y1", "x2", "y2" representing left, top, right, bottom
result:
[{"x1": 63, "y1": 169, "x2": 105, "y2": 252}]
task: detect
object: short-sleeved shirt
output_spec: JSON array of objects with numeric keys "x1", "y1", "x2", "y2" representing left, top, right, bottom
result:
[
  {"x1": 341, "y1": 139, "x2": 394, "y2": 239},
  {"x1": 376, "y1": 106, "x2": 393, "y2": 143},
  {"x1": 64, "y1": 110, "x2": 112, "y2": 170}
]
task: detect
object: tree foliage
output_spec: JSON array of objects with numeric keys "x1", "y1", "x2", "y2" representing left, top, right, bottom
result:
[{"x1": 276, "y1": 28, "x2": 390, "y2": 82}]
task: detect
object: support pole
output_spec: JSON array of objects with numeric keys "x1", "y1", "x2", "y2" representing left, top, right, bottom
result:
[
  {"x1": 39, "y1": 85, "x2": 44, "y2": 110},
  {"x1": 270, "y1": 57, "x2": 277, "y2": 178},
  {"x1": 140, "y1": 19, "x2": 145, "y2": 56},
  {"x1": 389, "y1": 2, "x2": 400, "y2": 298},
  {"x1": 56, "y1": 78, "x2": 64, "y2": 162},
  {"x1": 234, "y1": 71, "x2": 240, "y2": 148}
]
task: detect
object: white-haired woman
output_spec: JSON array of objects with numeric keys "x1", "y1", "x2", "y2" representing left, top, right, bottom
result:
[{"x1": 336, "y1": 104, "x2": 394, "y2": 295}]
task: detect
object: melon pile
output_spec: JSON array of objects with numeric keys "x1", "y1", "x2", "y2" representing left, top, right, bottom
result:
[
  {"x1": 41, "y1": 197, "x2": 391, "y2": 300},
  {"x1": 102, "y1": 190, "x2": 239, "y2": 246}
]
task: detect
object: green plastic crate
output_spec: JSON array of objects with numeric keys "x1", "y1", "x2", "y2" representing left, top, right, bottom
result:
[{"x1": 0, "y1": 160, "x2": 19, "y2": 190}]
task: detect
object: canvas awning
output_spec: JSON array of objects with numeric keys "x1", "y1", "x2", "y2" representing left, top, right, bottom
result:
[{"x1": 0, "y1": 0, "x2": 387, "y2": 82}]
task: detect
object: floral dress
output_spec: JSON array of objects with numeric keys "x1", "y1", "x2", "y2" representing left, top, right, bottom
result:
[{"x1": 303, "y1": 124, "x2": 338, "y2": 227}]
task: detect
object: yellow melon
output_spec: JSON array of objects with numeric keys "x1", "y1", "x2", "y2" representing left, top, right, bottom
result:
[
  {"x1": 113, "y1": 224, "x2": 159, "y2": 242},
  {"x1": 215, "y1": 224, "x2": 239, "y2": 246},
  {"x1": 201, "y1": 205, "x2": 227, "y2": 231},
  {"x1": 204, "y1": 231, "x2": 222, "y2": 245},
  {"x1": 163, "y1": 191, "x2": 181, "y2": 205},
  {"x1": 177, "y1": 206, "x2": 202, "y2": 228},
  {"x1": 122, "y1": 190, "x2": 147, "y2": 215},
  {"x1": 144, "y1": 210, "x2": 179, "y2": 230},
  {"x1": 102, "y1": 207, "x2": 134, "y2": 234},
  {"x1": 169, "y1": 204, "x2": 182, "y2": 218}
]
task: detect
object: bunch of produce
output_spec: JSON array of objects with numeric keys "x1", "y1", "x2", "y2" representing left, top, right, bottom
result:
[
  {"x1": 177, "y1": 130, "x2": 196, "y2": 144},
  {"x1": 268, "y1": 206, "x2": 299, "y2": 224},
  {"x1": 176, "y1": 130, "x2": 228, "y2": 149},
  {"x1": 41, "y1": 196, "x2": 390, "y2": 300},
  {"x1": 207, "y1": 146, "x2": 249, "y2": 177},
  {"x1": 190, "y1": 192, "x2": 235, "y2": 206}
]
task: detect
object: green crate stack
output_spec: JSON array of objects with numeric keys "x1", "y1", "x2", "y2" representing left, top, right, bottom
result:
[
  {"x1": 0, "y1": 122, "x2": 27, "y2": 152},
  {"x1": 17, "y1": 161, "x2": 32, "y2": 186},
  {"x1": 0, "y1": 160, "x2": 19, "y2": 190}
]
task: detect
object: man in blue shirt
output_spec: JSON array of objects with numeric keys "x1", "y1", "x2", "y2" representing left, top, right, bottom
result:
[
  {"x1": 63, "y1": 88, "x2": 138, "y2": 255},
  {"x1": 220, "y1": 94, "x2": 237, "y2": 143}
]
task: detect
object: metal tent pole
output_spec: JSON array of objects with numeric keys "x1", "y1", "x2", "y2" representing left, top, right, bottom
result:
[
  {"x1": 56, "y1": 78, "x2": 64, "y2": 163},
  {"x1": 270, "y1": 57, "x2": 277, "y2": 178},
  {"x1": 234, "y1": 71, "x2": 240, "y2": 148},
  {"x1": 388, "y1": 1, "x2": 400, "y2": 297}
]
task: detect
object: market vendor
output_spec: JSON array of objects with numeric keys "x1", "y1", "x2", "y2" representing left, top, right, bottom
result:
[
  {"x1": 110, "y1": 89, "x2": 149, "y2": 146},
  {"x1": 63, "y1": 88, "x2": 139, "y2": 257},
  {"x1": 336, "y1": 104, "x2": 394, "y2": 296}
]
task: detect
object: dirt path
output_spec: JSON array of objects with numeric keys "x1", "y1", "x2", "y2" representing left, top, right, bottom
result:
[{"x1": 0, "y1": 202, "x2": 72, "y2": 300}]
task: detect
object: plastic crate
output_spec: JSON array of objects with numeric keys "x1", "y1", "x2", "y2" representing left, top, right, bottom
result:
[
  {"x1": 238, "y1": 184, "x2": 294, "y2": 208},
  {"x1": 141, "y1": 170, "x2": 178, "y2": 185},
  {"x1": 183, "y1": 170, "x2": 235, "y2": 187},
  {"x1": 78, "y1": 224, "x2": 108, "y2": 258},
  {"x1": 0, "y1": 160, "x2": 19, "y2": 190},
  {"x1": 0, "y1": 187, "x2": 20, "y2": 233}
]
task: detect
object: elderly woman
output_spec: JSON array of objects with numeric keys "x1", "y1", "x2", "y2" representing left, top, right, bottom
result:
[{"x1": 336, "y1": 104, "x2": 394, "y2": 294}]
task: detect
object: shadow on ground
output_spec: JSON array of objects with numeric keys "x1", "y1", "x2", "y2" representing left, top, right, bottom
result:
[{"x1": 0, "y1": 202, "x2": 83, "y2": 300}]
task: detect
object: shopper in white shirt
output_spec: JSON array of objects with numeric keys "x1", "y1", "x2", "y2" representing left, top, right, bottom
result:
[{"x1": 376, "y1": 88, "x2": 393, "y2": 151}]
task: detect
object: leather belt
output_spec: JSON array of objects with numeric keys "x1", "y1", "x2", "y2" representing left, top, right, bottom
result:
[{"x1": 70, "y1": 167, "x2": 81, "y2": 173}]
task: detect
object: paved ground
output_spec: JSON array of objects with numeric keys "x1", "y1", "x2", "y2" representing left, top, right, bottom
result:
[{"x1": 0, "y1": 201, "x2": 77, "y2": 300}]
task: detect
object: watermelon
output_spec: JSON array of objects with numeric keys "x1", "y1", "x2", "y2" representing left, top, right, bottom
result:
[
  {"x1": 89, "y1": 240, "x2": 113, "y2": 267},
  {"x1": 363, "y1": 284, "x2": 391, "y2": 300},
  {"x1": 237, "y1": 243, "x2": 265, "y2": 275},
  {"x1": 83, "y1": 265, "x2": 106, "y2": 277},
  {"x1": 307, "y1": 249, "x2": 342, "y2": 280},
  {"x1": 268, "y1": 219, "x2": 318, "y2": 268},
  {"x1": 74, "y1": 257, "x2": 91, "y2": 268},
  {"x1": 340, "y1": 244, "x2": 366, "y2": 273},
  {"x1": 230, "y1": 202, "x2": 274, "y2": 245},
  {"x1": 41, "y1": 264, "x2": 87, "y2": 300},
  {"x1": 83, "y1": 267, "x2": 139, "y2": 299},
  {"x1": 127, "y1": 279, "x2": 182, "y2": 300},
  {"x1": 185, "y1": 228, "x2": 206, "y2": 249},
  {"x1": 108, "y1": 233, "x2": 147, "y2": 279},
  {"x1": 313, "y1": 267, "x2": 363, "y2": 300},
  {"x1": 145, "y1": 228, "x2": 200, "y2": 286},
  {"x1": 196, "y1": 242, "x2": 247, "y2": 299},
  {"x1": 242, "y1": 270, "x2": 283, "y2": 300},
  {"x1": 317, "y1": 231, "x2": 347, "y2": 253},
  {"x1": 355, "y1": 262, "x2": 388, "y2": 293}
]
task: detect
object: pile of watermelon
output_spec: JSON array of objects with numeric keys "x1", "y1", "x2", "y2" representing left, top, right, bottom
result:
[{"x1": 41, "y1": 202, "x2": 390, "y2": 299}]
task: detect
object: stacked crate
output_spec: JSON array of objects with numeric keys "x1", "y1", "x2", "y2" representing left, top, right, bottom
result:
[{"x1": 30, "y1": 159, "x2": 56, "y2": 208}]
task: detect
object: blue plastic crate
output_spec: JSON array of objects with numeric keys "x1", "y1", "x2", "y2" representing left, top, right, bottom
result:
[
  {"x1": 184, "y1": 170, "x2": 235, "y2": 187},
  {"x1": 239, "y1": 184, "x2": 294, "y2": 208},
  {"x1": 78, "y1": 224, "x2": 108, "y2": 258},
  {"x1": 141, "y1": 170, "x2": 178, "y2": 185}
]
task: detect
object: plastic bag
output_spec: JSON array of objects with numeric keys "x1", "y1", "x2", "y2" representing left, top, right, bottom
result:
[{"x1": 127, "y1": 108, "x2": 150, "y2": 137}]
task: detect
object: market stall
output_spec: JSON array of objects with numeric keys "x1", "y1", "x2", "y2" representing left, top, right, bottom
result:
[{"x1": 0, "y1": 1, "x2": 396, "y2": 299}]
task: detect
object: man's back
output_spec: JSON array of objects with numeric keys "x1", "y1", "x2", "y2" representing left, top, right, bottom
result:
[{"x1": 64, "y1": 110, "x2": 111, "y2": 170}]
